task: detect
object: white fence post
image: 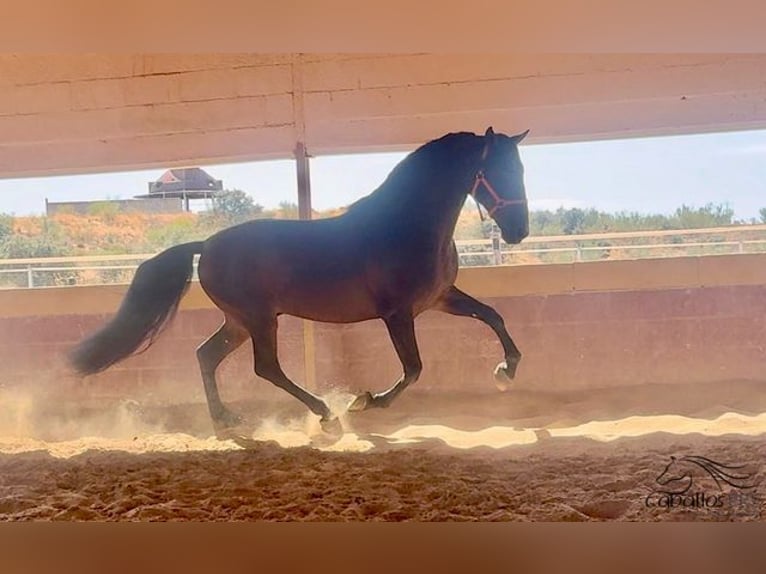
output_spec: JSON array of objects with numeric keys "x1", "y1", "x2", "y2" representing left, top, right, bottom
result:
[{"x1": 491, "y1": 225, "x2": 502, "y2": 265}]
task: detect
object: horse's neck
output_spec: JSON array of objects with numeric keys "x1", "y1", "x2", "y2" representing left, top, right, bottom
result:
[
  {"x1": 420, "y1": 189, "x2": 469, "y2": 243},
  {"x1": 351, "y1": 168, "x2": 472, "y2": 245}
]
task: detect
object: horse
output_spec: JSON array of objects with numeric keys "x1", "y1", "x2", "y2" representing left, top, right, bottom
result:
[{"x1": 70, "y1": 127, "x2": 530, "y2": 435}]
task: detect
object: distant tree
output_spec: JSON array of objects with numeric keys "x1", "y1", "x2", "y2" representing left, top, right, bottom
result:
[
  {"x1": 317, "y1": 206, "x2": 348, "y2": 219},
  {"x1": 560, "y1": 207, "x2": 587, "y2": 235},
  {"x1": 759, "y1": 207, "x2": 766, "y2": 224},
  {"x1": 0, "y1": 218, "x2": 72, "y2": 286},
  {"x1": 0, "y1": 235, "x2": 63, "y2": 258},
  {"x1": 0, "y1": 218, "x2": 67, "y2": 259},
  {"x1": 612, "y1": 211, "x2": 674, "y2": 232},
  {"x1": 144, "y1": 216, "x2": 207, "y2": 250},
  {"x1": 529, "y1": 210, "x2": 560, "y2": 236},
  {"x1": 0, "y1": 214, "x2": 13, "y2": 242},
  {"x1": 209, "y1": 189, "x2": 263, "y2": 225},
  {"x1": 276, "y1": 201, "x2": 299, "y2": 220},
  {"x1": 674, "y1": 203, "x2": 734, "y2": 229}
]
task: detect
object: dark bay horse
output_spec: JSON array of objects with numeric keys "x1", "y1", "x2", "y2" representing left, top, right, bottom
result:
[{"x1": 71, "y1": 127, "x2": 530, "y2": 434}]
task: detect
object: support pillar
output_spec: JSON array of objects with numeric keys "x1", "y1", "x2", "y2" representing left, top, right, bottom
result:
[{"x1": 294, "y1": 141, "x2": 317, "y2": 391}]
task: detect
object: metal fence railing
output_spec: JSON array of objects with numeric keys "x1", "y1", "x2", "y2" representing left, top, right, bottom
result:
[
  {"x1": 457, "y1": 224, "x2": 766, "y2": 267},
  {"x1": 2, "y1": 224, "x2": 766, "y2": 289}
]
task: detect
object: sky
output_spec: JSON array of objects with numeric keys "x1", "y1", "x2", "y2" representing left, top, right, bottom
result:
[{"x1": 0, "y1": 128, "x2": 765, "y2": 220}]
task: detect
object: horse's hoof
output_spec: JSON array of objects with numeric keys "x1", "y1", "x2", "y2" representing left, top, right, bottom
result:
[
  {"x1": 214, "y1": 424, "x2": 241, "y2": 441},
  {"x1": 212, "y1": 409, "x2": 244, "y2": 436},
  {"x1": 493, "y1": 361, "x2": 517, "y2": 392},
  {"x1": 216, "y1": 428, "x2": 279, "y2": 449},
  {"x1": 214, "y1": 426, "x2": 245, "y2": 442},
  {"x1": 348, "y1": 391, "x2": 374, "y2": 412},
  {"x1": 320, "y1": 416, "x2": 344, "y2": 437}
]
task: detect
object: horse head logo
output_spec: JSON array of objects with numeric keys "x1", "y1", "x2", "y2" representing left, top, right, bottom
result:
[{"x1": 654, "y1": 455, "x2": 759, "y2": 495}]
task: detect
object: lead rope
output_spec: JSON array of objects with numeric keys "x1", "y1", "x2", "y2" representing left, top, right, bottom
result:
[{"x1": 469, "y1": 172, "x2": 486, "y2": 222}]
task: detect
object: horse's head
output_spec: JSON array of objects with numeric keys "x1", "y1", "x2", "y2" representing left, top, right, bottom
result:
[
  {"x1": 470, "y1": 127, "x2": 530, "y2": 244},
  {"x1": 655, "y1": 456, "x2": 693, "y2": 494}
]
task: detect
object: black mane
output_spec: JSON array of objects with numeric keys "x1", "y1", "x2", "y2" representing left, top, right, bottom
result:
[{"x1": 346, "y1": 131, "x2": 481, "y2": 213}]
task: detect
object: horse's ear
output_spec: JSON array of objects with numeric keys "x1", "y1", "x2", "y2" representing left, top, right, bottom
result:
[
  {"x1": 481, "y1": 127, "x2": 495, "y2": 160},
  {"x1": 512, "y1": 129, "x2": 530, "y2": 144}
]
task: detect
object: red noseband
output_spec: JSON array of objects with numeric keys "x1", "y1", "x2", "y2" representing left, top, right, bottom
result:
[{"x1": 468, "y1": 171, "x2": 526, "y2": 219}]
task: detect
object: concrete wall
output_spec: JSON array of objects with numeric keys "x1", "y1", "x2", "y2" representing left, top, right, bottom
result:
[
  {"x1": 1, "y1": 54, "x2": 766, "y2": 177},
  {"x1": 1, "y1": 254, "x2": 764, "y2": 407},
  {"x1": 46, "y1": 198, "x2": 183, "y2": 216}
]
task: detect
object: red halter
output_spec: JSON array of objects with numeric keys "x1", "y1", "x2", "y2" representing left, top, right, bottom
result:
[{"x1": 469, "y1": 170, "x2": 527, "y2": 220}]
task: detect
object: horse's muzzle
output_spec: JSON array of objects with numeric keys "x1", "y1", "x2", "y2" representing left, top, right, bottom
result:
[{"x1": 501, "y1": 226, "x2": 529, "y2": 245}]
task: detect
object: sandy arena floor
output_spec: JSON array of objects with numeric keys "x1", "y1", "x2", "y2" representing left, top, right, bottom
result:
[{"x1": 0, "y1": 382, "x2": 764, "y2": 521}]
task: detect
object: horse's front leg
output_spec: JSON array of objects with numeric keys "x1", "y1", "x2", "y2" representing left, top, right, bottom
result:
[
  {"x1": 349, "y1": 311, "x2": 422, "y2": 411},
  {"x1": 433, "y1": 285, "x2": 521, "y2": 390}
]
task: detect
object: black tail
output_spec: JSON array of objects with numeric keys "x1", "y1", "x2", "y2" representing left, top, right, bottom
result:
[{"x1": 70, "y1": 241, "x2": 204, "y2": 375}]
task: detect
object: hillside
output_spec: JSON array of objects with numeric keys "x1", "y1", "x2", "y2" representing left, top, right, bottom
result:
[{"x1": 0, "y1": 201, "x2": 760, "y2": 260}]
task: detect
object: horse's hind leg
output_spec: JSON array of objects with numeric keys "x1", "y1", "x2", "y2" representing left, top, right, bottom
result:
[
  {"x1": 349, "y1": 311, "x2": 422, "y2": 411},
  {"x1": 248, "y1": 315, "x2": 337, "y2": 430},
  {"x1": 434, "y1": 285, "x2": 521, "y2": 389},
  {"x1": 196, "y1": 317, "x2": 249, "y2": 431}
]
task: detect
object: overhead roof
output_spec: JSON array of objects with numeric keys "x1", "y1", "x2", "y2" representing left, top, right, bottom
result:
[{"x1": 0, "y1": 53, "x2": 765, "y2": 177}]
